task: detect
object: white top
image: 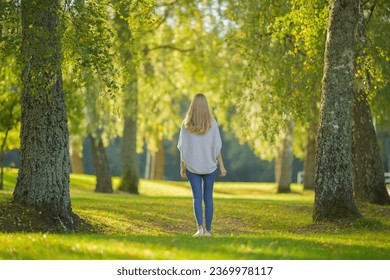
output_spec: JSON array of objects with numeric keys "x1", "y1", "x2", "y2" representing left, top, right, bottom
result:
[{"x1": 177, "y1": 119, "x2": 222, "y2": 175}]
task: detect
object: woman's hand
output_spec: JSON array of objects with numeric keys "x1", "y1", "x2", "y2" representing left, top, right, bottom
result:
[
  {"x1": 220, "y1": 166, "x2": 227, "y2": 177},
  {"x1": 180, "y1": 168, "x2": 187, "y2": 179}
]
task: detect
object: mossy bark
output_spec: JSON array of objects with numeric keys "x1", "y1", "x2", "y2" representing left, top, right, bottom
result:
[
  {"x1": 13, "y1": 0, "x2": 75, "y2": 229},
  {"x1": 314, "y1": 0, "x2": 361, "y2": 221}
]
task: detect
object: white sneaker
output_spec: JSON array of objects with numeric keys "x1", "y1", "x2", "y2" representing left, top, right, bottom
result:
[
  {"x1": 193, "y1": 228, "x2": 204, "y2": 237},
  {"x1": 204, "y1": 231, "x2": 212, "y2": 237}
]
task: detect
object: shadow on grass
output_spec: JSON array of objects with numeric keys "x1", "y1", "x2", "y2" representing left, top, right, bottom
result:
[{"x1": 0, "y1": 200, "x2": 96, "y2": 234}]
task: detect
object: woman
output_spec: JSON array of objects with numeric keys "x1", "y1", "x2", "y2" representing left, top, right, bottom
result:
[{"x1": 177, "y1": 93, "x2": 227, "y2": 237}]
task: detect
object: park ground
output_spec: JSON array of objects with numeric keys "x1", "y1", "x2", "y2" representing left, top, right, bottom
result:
[{"x1": 0, "y1": 168, "x2": 389, "y2": 260}]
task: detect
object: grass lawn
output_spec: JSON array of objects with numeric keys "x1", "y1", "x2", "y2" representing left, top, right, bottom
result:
[{"x1": 0, "y1": 168, "x2": 389, "y2": 260}]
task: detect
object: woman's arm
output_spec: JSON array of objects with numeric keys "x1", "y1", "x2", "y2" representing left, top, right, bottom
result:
[{"x1": 217, "y1": 152, "x2": 227, "y2": 177}]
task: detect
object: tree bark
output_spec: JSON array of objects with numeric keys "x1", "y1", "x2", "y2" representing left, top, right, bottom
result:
[
  {"x1": 89, "y1": 135, "x2": 113, "y2": 193},
  {"x1": 276, "y1": 120, "x2": 293, "y2": 193},
  {"x1": 150, "y1": 139, "x2": 165, "y2": 180},
  {"x1": 352, "y1": 94, "x2": 390, "y2": 204},
  {"x1": 114, "y1": 5, "x2": 139, "y2": 194},
  {"x1": 303, "y1": 120, "x2": 317, "y2": 190},
  {"x1": 351, "y1": 3, "x2": 390, "y2": 205},
  {"x1": 314, "y1": 0, "x2": 362, "y2": 221},
  {"x1": 13, "y1": 0, "x2": 74, "y2": 229}
]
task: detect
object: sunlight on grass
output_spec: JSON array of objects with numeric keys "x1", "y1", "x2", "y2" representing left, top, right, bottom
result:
[{"x1": 1, "y1": 170, "x2": 389, "y2": 260}]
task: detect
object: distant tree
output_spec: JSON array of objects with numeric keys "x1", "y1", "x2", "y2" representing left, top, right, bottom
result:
[
  {"x1": 62, "y1": 0, "x2": 121, "y2": 193},
  {"x1": 313, "y1": 0, "x2": 362, "y2": 221},
  {"x1": 0, "y1": 90, "x2": 19, "y2": 190},
  {"x1": 13, "y1": 0, "x2": 75, "y2": 229},
  {"x1": 112, "y1": 2, "x2": 142, "y2": 194},
  {"x1": 275, "y1": 120, "x2": 294, "y2": 193}
]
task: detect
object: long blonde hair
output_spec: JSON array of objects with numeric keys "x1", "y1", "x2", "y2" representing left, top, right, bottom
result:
[{"x1": 184, "y1": 93, "x2": 212, "y2": 135}]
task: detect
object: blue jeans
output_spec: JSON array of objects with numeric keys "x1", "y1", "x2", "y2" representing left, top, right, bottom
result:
[{"x1": 186, "y1": 169, "x2": 217, "y2": 231}]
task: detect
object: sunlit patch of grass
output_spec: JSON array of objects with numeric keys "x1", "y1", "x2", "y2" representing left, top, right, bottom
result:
[{"x1": 1, "y1": 171, "x2": 389, "y2": 260}]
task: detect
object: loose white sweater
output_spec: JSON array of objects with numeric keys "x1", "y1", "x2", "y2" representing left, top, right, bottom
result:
[{"x1": 177, "y1": 119, "x2": 222, "y2": 175}]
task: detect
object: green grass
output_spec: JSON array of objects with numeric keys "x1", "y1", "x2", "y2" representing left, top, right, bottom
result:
[{"x1": 0, "y1": 168, "x2": 389, "y2": 260}]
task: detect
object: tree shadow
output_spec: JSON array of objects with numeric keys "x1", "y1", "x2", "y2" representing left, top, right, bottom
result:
[{"x1": 0, "y1": 200, "x2": 96, "y2": 234}]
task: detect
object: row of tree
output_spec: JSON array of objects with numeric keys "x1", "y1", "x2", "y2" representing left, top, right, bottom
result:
[{"x1": 0, "y1": 0, "x2": 389, "y2": 229}]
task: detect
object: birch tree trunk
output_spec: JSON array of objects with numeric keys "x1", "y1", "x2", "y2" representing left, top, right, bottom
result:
[
  {"x1": 313, "y1": 0, "x2": 362, "y2": 221},
  {"x1": 13, "y1": 0, "x2": 74, "y2": 229},
  {"x1": 276, "y1": 120, "x2": 293, "y2": 193},
  {"x1": 352, "y1": 94, "x2": 389, "y2": 204},
  {"x1": 351, "y1": 5, "x2": 390, "y2": 205}
]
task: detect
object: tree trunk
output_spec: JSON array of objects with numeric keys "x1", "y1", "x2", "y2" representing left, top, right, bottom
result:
[
  {"x1": 276, "y1": 120, "x2": 293, "y2": 193},
  {"x1": 114, "y1": 5, "x2": 139, "y2": 194},
  {"x1": 385, "y1": 137, "x2": 390, "y2": 172},
  {"x1": 274, "y1": 153, "x2": 281, "y2": 185},
  {"x1": 352, "y1": 95, "x2": 390, "y2": 204},
  {"x1": 0, "y1": 151, "x2": 4, "y2": 190},
  {"x1": 303, "y1": 121, "x2": 317, "y2": 190},
  {"x1": 89, "y1": 134, "x2": 113, "y2": 193},
  {"x1": 70, "y1": 139, "x2": 84, "y2": 174},
  {"x1": 151, "y1": 139, "x2": 165, "y2": 180},
  {"x1": 314, "y1": 0, "x2": 361, "y2": 221},
  {"x1": 351, "y1": 3, "x2": 390, "y2": 205},
  {"x1": 13, "y1": 0, "x2": 74, "y2": 229},
  {"x1": 145, "y1": 148, "x2": 152, "y2": 179},
  {"x1": 120, "y1": 115, "x2": 139, "y2": 194}
]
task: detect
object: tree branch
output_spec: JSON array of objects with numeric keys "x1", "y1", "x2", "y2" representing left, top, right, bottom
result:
[
  {"x1": 364, "y1": 0, "x2": 377, "y2": 28},
  {"x1": 150, "y1": 0, "x2": 178, "y2": 31},
  {"x1": 145, "y1": 45, "x2": 195, "y2": 53}
]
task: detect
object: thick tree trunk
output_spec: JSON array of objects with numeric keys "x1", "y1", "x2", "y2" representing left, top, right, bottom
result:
[
  {"x1": 352, "y1": 94, "x2": 390, "y2": 204},
  {"x1": 114, "y1": 6, "x2": 139, "y2": 194},
  {"x1": 303, "y1": 121, "x2": 317, "y2": 190},
  {"x1": 276, "y1": 121, "x2": 293, "y2": 193},
  {"x1": 70, "y1": 139, "x2": 84, "y2": 174},
  {"x1": 151, "y1": 139, "x2": 165, "y2": 180},
  {"x1": 13, "y1": 0, "x2": 74, "y2": 229},
  {"x1": 89, "y1": 135, "x2": 113, "y2": 193},
  {"x1": 351, "y1": 3, "x2": 390, "y2": 205},
  {"x1": 314, "y1": 0, "x2": 361, "y2": 221}
]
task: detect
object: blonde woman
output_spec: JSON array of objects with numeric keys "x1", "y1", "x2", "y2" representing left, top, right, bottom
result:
[{"x1": 177, "y1": 93, "x2": 227, "y2": 237}]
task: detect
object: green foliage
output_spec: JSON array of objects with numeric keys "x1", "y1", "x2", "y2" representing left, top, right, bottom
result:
[
  {"x1": 1, "y1": 171, "x2": 389, "y2": 259},
  {"x1": 0, "y1": 57, "x2": 20, "y2": 151},
  {"x1": 364, "y1": 0, "x2": 390, "y2": 128}
]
